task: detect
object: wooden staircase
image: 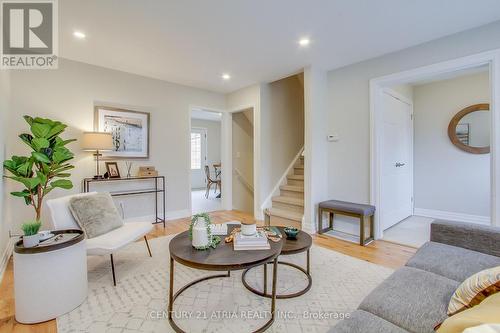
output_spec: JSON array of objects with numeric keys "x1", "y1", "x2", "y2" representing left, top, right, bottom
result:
[{"x1": 267, "y1": 155, "x2": 304, "y2": 229}]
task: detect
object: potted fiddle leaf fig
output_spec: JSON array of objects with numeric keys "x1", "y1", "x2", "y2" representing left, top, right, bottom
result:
[{"x1": 3, "y1": 116, "x2": 76, "y2": 247}]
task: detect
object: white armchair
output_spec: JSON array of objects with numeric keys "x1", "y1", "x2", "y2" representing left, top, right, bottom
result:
[{"x1": 47, "y1": 192, "x2": 154, "y2": 286}]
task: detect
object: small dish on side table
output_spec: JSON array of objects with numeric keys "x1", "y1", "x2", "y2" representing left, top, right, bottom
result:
[{"x1": 284, "y1": 226, "x2": 299, "y2": 239}]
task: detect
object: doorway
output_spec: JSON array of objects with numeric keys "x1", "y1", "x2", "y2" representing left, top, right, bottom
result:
[
  {"x1": 373, "y1": 65, "x2": 493, "y2": 247},
  {"x1": 231, "y1": 108, "x2": 254, "y2": 214},
  {"x1": 190, "y1": 109, "x2": 222, "y2": 214}
]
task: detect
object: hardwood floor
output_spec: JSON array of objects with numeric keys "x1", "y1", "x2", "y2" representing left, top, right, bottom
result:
[{"x1": 0, "y1": 210, "x2": 416, "y2": 333}]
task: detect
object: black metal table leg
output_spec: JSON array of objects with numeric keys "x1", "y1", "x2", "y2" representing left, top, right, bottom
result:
[{"x1": 242, "y1": 251, "x2": 312, "y2": 299}]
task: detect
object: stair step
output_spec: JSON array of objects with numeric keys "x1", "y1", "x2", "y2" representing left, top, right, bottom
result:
[
  {"x1": 272, "y1": 196, "x2": 304, "y2": 206},
  {"x1": 267, "y1": 208, "x2": 303, "y2": 222},
  {"x1": 272, "y1": 196, "x2": 304, "y2": 213},
  {"x1": 294, "y1": 165, "x2": 304, "y2": 169},
  {"x1": 287, "y1": 174, "x2": 304, "y2": 186},
  {"x1": 280, "y1": 185, "x2": 304, "y2": 192}
]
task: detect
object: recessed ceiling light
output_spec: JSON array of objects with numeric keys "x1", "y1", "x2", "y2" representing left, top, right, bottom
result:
[
  {"x1": 298, "y1": 38, "x2": 310, "y2": 47},
  {"x1": 73, "y1": 31, "x2": 86, "y2": 39},
  {"x1": 221, "y1": 73, "x2": 231, "y2": 80}
]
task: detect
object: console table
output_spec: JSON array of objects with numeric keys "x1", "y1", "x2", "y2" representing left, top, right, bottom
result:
[{"x1": 82, "y1": 176, "x2": 166, "y2": 227}]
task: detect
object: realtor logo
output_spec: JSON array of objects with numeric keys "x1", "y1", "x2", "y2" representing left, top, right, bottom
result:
[{"x1": 1, "y1": 0, "x2": 58, "y2": 69}]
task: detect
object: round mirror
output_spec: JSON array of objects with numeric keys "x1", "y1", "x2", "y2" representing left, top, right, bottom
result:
[{"x1": 448, "y1": 104, "x2": 490, "y2": 154}]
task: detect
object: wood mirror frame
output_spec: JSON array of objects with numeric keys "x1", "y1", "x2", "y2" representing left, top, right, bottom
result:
[{"x1": 447, "y1": 103, "x2": 490, "y2": 154}]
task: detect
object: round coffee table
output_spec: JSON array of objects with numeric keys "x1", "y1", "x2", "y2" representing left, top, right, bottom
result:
[
  {"x1": 242, "y1": 227, "x2": 312, "y2": 299},
  {"x1": 168, "y1": 229, "x2": 283, "y2": 333}
]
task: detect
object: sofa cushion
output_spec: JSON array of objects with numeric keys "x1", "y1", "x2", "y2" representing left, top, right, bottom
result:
[
  {"x1": 329, "y1": 310, "x2": 409, "y2": 333},
  {"x1": 406, "y1": 242, "x2": 500, "y2": 282},
  {"x1": 359, "y1": 266, "x2": 459, "y2": 333}
]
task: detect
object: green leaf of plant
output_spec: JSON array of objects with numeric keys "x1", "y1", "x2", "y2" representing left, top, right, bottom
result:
[
  {"x1": 52, "y1": 148, "x2": 74, "y2": 164},
  {"x1": 54, "y1": 173, "x2": 71, "y2": 177},
  {"x1": 11, "y1": 176, "x2": 40, "y2": 189},
  {"x1": 31, "y1": 122, "x2": 51, "y2": 138},
  {"x1": 36, "y1": 171, "x2": 47, "y2": 184},
  {"x1": 47, "y1": 124, "x2": 67, "y2": 139},
  {"x1": 15, "y1": 161, "x2": 32, "y2": 177},
  {"x1": 19, "y1": 133, "x2": 34, "y2": 149},
  {"x1": 10, "y1": 191, "x2": 31, "y2": 198},
  {"x1": 50, "y1": 179, "x2": 73, "y2": 189},
  {"x1": 32, "y1": 137, "x2": 50, "y2": 151},
  {"x1": 55, "y1": 138, "x2": 77, "y2": 147},
  {"x1": 23, "y1": 115, "x2": 34, "y2": 126},
  {"x1": 31, "y1": 151, "x2": 51, "y2": 164}
]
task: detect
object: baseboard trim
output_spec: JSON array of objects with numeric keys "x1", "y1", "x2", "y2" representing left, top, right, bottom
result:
[
  {"x1": 0, "y1": 237, "x2": 15, "y2": 283},
  {"x1": 123, "y1": 209, "x2": 192, "y2": 224},
  {"x1": 414, "y1": 208, "x2": 490, "y2": 225}
]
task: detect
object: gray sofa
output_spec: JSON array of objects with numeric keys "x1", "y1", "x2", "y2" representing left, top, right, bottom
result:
[{"x1": 331, "y1": 220, "x2": 500, "y2": 333}]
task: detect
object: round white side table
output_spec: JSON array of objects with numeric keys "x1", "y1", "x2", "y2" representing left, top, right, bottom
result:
[{"x1": 13, "y1": 229, "x2": 87, "y2": 324}]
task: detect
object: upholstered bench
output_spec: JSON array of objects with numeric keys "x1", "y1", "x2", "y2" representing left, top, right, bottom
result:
[{"x1": 318, "y1": 200, "x2": 375, "y2": 246}]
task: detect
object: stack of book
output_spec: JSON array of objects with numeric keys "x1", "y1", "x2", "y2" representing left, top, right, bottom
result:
[{"x1": 233, "y1": 230, "x2": 270, "y2": 251}]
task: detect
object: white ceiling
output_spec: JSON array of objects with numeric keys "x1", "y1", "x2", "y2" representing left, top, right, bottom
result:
[{"x1": 60, "y1": 0, "x2": 500, "y2": 93}]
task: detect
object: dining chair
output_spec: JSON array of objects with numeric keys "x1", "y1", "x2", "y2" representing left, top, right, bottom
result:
[{"x1": 204, "y1": 165, "x2": 221, "y2": 198}]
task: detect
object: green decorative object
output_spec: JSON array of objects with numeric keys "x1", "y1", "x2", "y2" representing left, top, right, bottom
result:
[
  {"x1": 284, "y1": 226, "x2": 299, "y2": 239},
  {"x1": 189, "y1": 213, "x2": 220, "y2": 250},
  {"x1": 21, "y1": 221, "x2": 42, "y2": 236},
  {"x1": 3, "y1": 116, "x2": 76, "y2": 231}
]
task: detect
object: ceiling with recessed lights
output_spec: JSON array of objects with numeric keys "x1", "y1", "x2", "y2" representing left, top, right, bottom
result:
[{"x1": 59, "y1": 0, "x2": 500, "y2": 93}]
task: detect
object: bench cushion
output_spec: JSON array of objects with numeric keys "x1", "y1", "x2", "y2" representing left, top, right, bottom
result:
[
  {"x1": 406, "y1": 242, "x2": 500, "y2": 283},
  {"x1": 329, "y1": 310, "x2": 409, "y2": 333},
  {"x1": 319, "y1": 200, "x2": 375, "y2": 216}
]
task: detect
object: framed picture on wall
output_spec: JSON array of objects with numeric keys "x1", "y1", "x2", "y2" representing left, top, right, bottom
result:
[{"x1": 94, "y1": 106, "x2": 150, "y2": 159}]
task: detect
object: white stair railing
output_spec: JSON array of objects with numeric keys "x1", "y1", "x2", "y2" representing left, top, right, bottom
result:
[{"x1": 233, "y1": 168, "x2": 254, "y2": 194}]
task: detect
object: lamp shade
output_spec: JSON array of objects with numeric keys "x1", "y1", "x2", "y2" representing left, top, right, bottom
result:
[{"x1": 81, "y1": 132, "x2": 113, "y2": 151}]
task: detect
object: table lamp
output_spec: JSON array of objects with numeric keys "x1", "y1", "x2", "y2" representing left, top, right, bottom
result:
[{"x1": 81, "y1": 132, "x2": 113, "y2": 179}]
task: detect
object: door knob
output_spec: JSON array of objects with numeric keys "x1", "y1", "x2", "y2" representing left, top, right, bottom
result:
[{"x1": 395, "y1": 162, "x2": 405, "y2": 167}]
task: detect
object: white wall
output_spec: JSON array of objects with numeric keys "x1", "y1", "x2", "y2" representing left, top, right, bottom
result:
[
  {"x1": 226, "y1": 84, "x2": 263, "y2": 217},
  {"x1": 326, "y1": 21, "x2": 500, "y2": 233},
  {"x1": 0, "y1": 71, "x2": 11, "y2": 278},
  {"x1": 232, "y1": 111, "x2": 254, "y2": 213},
  {"x1": 190, "y1": 118, "x2": 221, "y2": 189},
  {"x1": 261, "y1": 74, "x2": 304, "y2": 204},
  {"x1": 413, "y1": 72, "x2": 490, "y2": 217},
  {"x1": 6, "y1": 58, "x2": 225, "y2": 232}
]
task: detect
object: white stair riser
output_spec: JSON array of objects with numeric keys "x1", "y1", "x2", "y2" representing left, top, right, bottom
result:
[
  {"x1": 270, "y1": 216, "x2": 302, "y2": 229},
  {"x1": 272, "y1": 201, "x2": 304, "y2": 213}
]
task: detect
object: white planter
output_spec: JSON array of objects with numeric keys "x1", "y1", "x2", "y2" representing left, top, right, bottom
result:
[
  {"x1": 192, "y1": 217, "x2": 210, "y2": 249},
  {"x1": 22, "y1": 234, "x2": 39, "y2": 248}
]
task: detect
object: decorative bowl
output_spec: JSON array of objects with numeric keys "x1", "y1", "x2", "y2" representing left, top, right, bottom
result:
[{"x1": 284, "y1": 226, "x2": 299, "y2": 239}]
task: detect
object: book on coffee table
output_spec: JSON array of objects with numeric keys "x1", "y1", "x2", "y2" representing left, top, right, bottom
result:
[{"x1": 233, "y1": 230, "x2": 270, "y2": 250}]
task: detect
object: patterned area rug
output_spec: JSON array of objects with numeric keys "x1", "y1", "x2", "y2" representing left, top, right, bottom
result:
[{"x1": 57, "y1": 234, "x2": 392, "y2": 333}]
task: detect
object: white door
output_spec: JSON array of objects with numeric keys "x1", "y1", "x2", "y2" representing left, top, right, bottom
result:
[
  {"x1": 190, "y1": 128, "x2": 207, "y2": 189},
  {"x1": 380, "y1": 91, "x2": 413, "y2": 231}
]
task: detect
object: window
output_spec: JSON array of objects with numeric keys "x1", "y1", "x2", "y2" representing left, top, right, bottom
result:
[{"x1": 191, "y1": 132, "x2": 201, "y2": 169}]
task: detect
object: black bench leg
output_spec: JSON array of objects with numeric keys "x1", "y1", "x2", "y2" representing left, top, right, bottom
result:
[
  {"x1": 329, "y1": 212, "x2": 334, "y2": 229},
  {"x1": 318, "y1": 208, "x2": 323, "y2": 234},
  {"x1": 359, "y1": 215, "x2": 365, "y2": 246}
]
